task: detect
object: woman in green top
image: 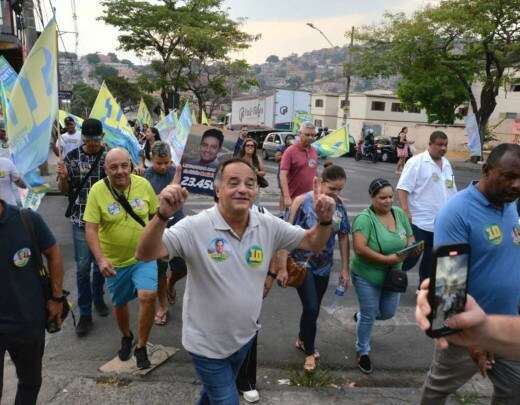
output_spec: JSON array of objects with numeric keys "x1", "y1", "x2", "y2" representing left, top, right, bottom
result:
[{"x1": 351, "y1": 178, "x2": 415, "y2": 374}]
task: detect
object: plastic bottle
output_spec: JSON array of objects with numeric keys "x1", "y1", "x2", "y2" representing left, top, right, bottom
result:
[{"x1": 324, "y1": 275, "x2": 346, "y2": 315}]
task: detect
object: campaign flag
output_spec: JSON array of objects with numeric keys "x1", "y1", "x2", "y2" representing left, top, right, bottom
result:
[
  {"x1": 292, "y1": 111, "x2": 313, "y2": 134},
  {"x1": 137, "y1": 98, "x2": 153, "y2": 127},
  {"x1": 159, "y1": 109, "x2": 165, "y2": 121},
  {"x1": 7, "y1": 19, "x2": 58, "y2": 193},
  {"x1": 312, "y1": 127, "x2": 349, "y2": 158},
  {"x1": 0, "y1": 55, "x2": 18, "y2": 94},
  {"x1": 464, "y1": 113, "x2": 481, "y2": 157},
  {"x1": 90, "y1": 82, "x2": 141, "y2": 163},
  {"x1": 201, "y1": 109, "x2": 210, "y2": 126},
  {"x1": 59, "y1": 109, "x2": 83, "y2": 131},
  {"x1": 169, "y1": 102, "x2": 192, "y2": 166},
  {"x1": 155, "y1": 109, "x2": 178, "y2": 145}
]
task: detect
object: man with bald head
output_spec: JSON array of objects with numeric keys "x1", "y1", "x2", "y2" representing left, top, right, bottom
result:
[{"x1": 84, "y1": 148, "x2": 159, "y2": 369}]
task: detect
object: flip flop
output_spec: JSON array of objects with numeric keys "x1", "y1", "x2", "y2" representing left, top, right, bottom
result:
[
  {"x1": 154, "y1": 311, "x2": 168, "y2": 326},
  {"x1": 303, "y1": 355, "x2": 317, "y2": 373},
  {"x1": 295, "y1": 338, "x2": 320, "y2": 359}
]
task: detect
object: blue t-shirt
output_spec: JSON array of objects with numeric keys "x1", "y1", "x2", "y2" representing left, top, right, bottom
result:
[
  {"x1": 0, "y1": 203, "x2": 56, "y2": 336},
  {"x1": 290, "y1": 192, "x2": 350, "y2": 277},
  {"x1": 434, "y1": 183, "x2": 520, "y2": 315},
  {"x1": 144, "y1": 166, "x2": 184, "y2": 223}
]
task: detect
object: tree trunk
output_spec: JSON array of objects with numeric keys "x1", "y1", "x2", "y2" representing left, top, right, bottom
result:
[
  {"x1": 477, "y1": 79, "x2": 499, "y2": 154},
  {"x1": 197, "y1": 97, "x2": 205, "y2": 124}
]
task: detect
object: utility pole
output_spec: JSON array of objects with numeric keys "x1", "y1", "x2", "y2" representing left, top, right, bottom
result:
[{"x1": 343, "y1": 26, "x2": 355, "y2": 127}]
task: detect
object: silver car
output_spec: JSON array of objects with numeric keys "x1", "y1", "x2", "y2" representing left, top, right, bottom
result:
[{"x1": 261, "y1": 132, "x2": 295, "y2": 160}]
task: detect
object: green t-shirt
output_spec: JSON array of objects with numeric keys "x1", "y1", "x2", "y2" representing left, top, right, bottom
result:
[
  {"x1": 83, "y1": 174, "x2": 159, "y2": 268},
  {"x1": 351, "y1": 206, "x2": 413, "y2": 286}
]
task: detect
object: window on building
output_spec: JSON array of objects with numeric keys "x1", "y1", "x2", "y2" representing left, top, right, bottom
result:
[
  {"x1": 340, "y1": 99, "x2": 349, "y2": 109},
  {"x1": 511, "y1": 84, "x2": 520, "y2": 92},
  {"x1": 315, "y1": 99, "x2": 324, "y2": 108},
  {"x1": 391, "y1": 103, "x2": 403, "y2": 112},
  {"x1": 407, "y1": 105, "x2": 421, "y2": 113},
  {"x1": 505, "y1": 112, "x2": 518, "y2": 119},
  {"x1": 371, "y1": 101, "x2": 386, "y2": 111},
  {"x1": 314, "y1": 119, "x2": 323, "y2": 127}
]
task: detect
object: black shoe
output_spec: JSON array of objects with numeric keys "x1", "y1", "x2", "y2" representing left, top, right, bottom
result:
[
  {"x1": 358, "y1": 354, "x2": 373, "y2": 374},
  {"x1": 94, "y1": 300, "x2": 110, "y2": 317},
  {"x1": 134, "y1": 345, "x2": 151, "y2": 369},
  {"x1": 118, "y1": 332, "x2": 134, "y2": 361},
  {"x1": 75, "y1": 315, "x2": 93, "y2": 337}
]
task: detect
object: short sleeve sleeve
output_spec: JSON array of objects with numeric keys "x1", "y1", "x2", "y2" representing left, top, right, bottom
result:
[
  {"x1": 83, "y1": 185, "x2": 101, "y2": 224},
  {"x1": 352, "y1": 212, "x2": 371, "y2": 240},
  {"x1": 280, "y1": 147, "x2": 292, "y2": 171},
  {"x1": 339, "y1": 205, "x2": 350, "y2": 235},
  {"x1": 271, "y1": 215, "x2": 306, "y2": 251},
  {"x1": 8, "y1": 160, "x2": 20, "y2": 182},
  {"x1": 396, "y1": 157, "x2": 418, "y2": 193},
  {"x1": 433, "y1": 202, "x2": 468, "y2": 247},
  {"x1": 146, "y1": 182, "x2": 159, "y2": 215},
  {"x1": 29, "y1": 209, "x2": 56, "y2": 252},
  {"x1": 162, "y1": 217, "x2": 193, "y2": 260}
]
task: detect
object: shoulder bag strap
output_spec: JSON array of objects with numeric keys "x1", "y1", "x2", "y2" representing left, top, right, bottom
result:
[
  {"x1": 367, "y1": 207, "x2": 384, "y2": 254},
  {"x1": 66, "y1": 149, "x2": 104, "y2": 210},
  {"x1": 103, "y1": 178, "x2": 146, "y2": 227}
]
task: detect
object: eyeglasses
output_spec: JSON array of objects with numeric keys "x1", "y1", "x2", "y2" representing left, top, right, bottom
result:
[{"x1": 245, "y1": 144, "x2": 255, "y2": 148}]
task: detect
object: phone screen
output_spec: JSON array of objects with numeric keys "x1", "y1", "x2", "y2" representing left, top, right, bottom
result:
[{"x1": 430, "y1": 252, "x2": 469, "y2": 333}]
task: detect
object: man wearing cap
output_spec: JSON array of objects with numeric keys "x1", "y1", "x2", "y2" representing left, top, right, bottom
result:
[
  {"x1": 280, "y1": 122, "x2": 319, "y2": 210},
  {"x1": 53, "y1": 116, "x2": 82, "y2": 158},
  {"x1": 0, "y1": 120, "x2": 9, "y2": 159},
  {"x1": 56, "y1": 118, "x2": 109, "y2": 337}
]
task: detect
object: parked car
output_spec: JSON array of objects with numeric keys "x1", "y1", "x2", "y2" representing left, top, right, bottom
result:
[
  {"x1": 375, "y1": 136, "x2": 398, "y2": 163},
  {"x1": 261, "y1": 132, "x2": 295, "y2": 160}
]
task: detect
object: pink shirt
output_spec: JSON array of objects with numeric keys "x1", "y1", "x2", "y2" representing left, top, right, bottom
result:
[{"x1": 280, "y1": 143, "x2": 318, "y2": 199}]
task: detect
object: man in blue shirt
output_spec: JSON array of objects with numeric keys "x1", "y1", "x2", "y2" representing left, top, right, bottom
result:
[{"x1": 421, "y1": 143, "x2": 520, "y2": 404}]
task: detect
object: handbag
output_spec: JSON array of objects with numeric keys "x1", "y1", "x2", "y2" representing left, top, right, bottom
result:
[
  {"x1": 369, "y1": 209, "x2": 408, "y2": 293},
  {"x1": 257, "y1": 175, "x2": 269, "y2": 188},
  {"x1": 20, "y1": 209, "x2": 72, "y2": 333},
  {"x1": 285, "y1": 257, "x2": 307, "y2": 288},
  {"x1": 65, "y1": 149, "x2": 104, "y2": 217},
  {"x1": 103, "y1": 178, "x2": 146, "y2": 227}
]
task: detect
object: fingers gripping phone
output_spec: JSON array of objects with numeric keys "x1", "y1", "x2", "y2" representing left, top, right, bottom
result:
[{"x1": 426, "y1": 244, "x2": 470, "y2": 338}]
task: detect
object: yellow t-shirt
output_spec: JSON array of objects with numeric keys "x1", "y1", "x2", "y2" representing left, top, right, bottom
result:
[{"x1": 83, "y1": 174, "x2": 158, "y2": 268}]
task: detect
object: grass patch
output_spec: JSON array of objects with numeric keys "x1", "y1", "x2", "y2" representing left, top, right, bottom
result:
[
  {"x1": 95, "y1": 376, "x2": 131, "y2": 388},
  {"x1": 289, "y1": 368, "x2": 338, "y2": 388},
  {"x1": 454, "y1": 392, "x2": 483, "y2": 405}
]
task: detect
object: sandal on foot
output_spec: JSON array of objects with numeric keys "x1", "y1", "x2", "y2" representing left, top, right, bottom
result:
[
  {"x1": 295, "y1": 339, "x2": 320, "y2": 359},
  {"x1": 303, "y1": 355, "x2": 317, "y2": 373},
  {"x1": 154, "y1": 311, "x2": 168, "y2": 326}
]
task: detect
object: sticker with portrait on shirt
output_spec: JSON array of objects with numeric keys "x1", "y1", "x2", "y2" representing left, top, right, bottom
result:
[
  {"x1": 512, "y1": 224, "x2": 520, "y2": 246},
  {"x1": 208, "y1": 237, "x2": 230, "y2": 262}
]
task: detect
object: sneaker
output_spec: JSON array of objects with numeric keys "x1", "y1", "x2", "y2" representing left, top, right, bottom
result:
[
  {"x1": 242, "y1": 390, "x2": 260, "y2": 403},
  {"x1": 75, "y1": 315, "x2": 93, "y2": 337},
  {"x1": 94, "y1": 300, "x2": 110, "y2": 317},
  {"x1": 358, "y1": 354, "x2": 373, "y2": 374},
  {"x1": 134, "y1": 345, "x2": 151, "y2": 369},
  {"x1": 118, "y1": 332, "x2": 134, "y2": 361}
]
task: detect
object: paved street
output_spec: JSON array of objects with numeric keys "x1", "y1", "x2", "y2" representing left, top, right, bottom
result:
[{"x1": 3, "y1": 157, "x2": 491, "y2": 404}]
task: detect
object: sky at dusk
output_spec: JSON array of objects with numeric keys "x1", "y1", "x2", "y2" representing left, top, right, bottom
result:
[{"x1": 44, "y1": 0, "x2": 432, "y2": 65}]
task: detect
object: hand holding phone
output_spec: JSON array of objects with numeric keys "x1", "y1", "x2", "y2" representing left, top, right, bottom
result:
[{"x1": 426, "y1": 243, "x2": 470, "y2": 338}]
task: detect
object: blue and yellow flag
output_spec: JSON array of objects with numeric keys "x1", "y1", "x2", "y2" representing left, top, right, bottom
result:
[
  {"x1": 201, "y1": 109, "x2": 210, "y2": 126},
  {"x1": 0, "y1": 55, "x2": 18, "y2": 94},
  {"x1": 137, "y1": 98, "x2": 153, "y2": 127},
  {"x1": 191, "y1": 109, "x2": 198, "y2": 125},
  {"x1": 155, "y1": 109, "x2": 178, "y2": 144},
  {"x1": 292, "y1": 111, "x2": 313, "y2": 134},
  {"x1": 159, "y1": 109, "x2": 165, "y2": 121},
  {"x1": 7, "y1": 19, "x2": 58, "y2": 185},
  {"x1": 59, "y1": 109, "x2": 83, "y2": 131},
  {"x1": 170, "y1": 103, "x2": 193, "y2": 165},
  {"x1": 90, "y1": 82, "x2": 141, "y2": 164},
  {"x1": 312, "y1": 127, "x2": 349, "y2": 158}
]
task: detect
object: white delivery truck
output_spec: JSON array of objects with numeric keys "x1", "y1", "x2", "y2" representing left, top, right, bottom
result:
[{"x1": 228, "y1": 89, "x2": 311, "y2": 130}]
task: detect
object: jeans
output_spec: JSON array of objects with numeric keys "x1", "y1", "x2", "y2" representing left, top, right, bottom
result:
[
  {"x1": 0, "y1": 333, "x2": 45, "y2": 405},
  {"x1": 402, "y1": 224, "x2": 434, "y2": 284},
  {"x1": 352, "y1": 273, "x2": 400, "y2": 355},
  {"x1": 236, "y1": 333, "x2": 257, "y2": 392},
  {"x1": 191, "y1": 338, "x2": 254, "y2": 405},
  {"x1": 72, "y1": 224, "x2": 105, "y2": 316},
  {"x1": 296, "y1": 271, "x2": 330, "y2": 355}
]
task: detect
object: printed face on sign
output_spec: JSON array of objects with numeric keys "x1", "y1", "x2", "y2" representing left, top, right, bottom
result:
[
  {"x1": 13, "y1": 247, "x2": 31, "y2": 267},
  {"x1": 207, "y1": 238, "x2": 230, "y2": 262}
]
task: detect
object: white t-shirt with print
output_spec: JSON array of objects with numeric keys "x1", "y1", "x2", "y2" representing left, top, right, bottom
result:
[
  {"x1": 57, "y1": 131, "x2": 82, "y2": 157},
  {"x1": 0, "y1": 157, "x2": 20, "y2": 205}
]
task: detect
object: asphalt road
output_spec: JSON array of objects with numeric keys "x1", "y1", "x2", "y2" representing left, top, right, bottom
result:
[{"x1": 2, "y1": 157, "x2": 485, "y2": 404}]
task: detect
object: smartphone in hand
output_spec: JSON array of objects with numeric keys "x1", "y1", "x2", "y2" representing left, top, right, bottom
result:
[{"x1": 426, "y1": 243, "x2": 470, "y2": 338}]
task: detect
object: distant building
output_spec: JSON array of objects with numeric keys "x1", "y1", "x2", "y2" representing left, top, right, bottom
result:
[
  {"x1": 0, "y1": 1, "x2": 24, "y2": 71},
  {"x1": 311, "y1": 93, "x2": 341, "y2": 130}
]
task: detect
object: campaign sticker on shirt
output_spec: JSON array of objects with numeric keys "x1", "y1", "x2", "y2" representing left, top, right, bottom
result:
[
  {"x1": 431, "y1": 173, "x2": 440, "y2": 182},
  {"x1": 332, "y1": 209, "x2": 343, "y2": 231},
  {"x1": 0, "y1": 170, "x2": 7, "y2": 178},
  {"x1": 245, "y1": 245, "x2": 264, "y2": 268},
  {"x1": 398, "y1": 227, "x2": 407, "y2": 240},
  {"x1": 207, "y1": 238, "x2": 230, "y2": 262},
  {"x1": 107, "y1": 202, "x2": 121, "y2": 215},
  {"x1": 130, "y1": 198, "x2": 145, "y2": 211},
  {"x1": 512, "y1": 225, "x2": 520, "y2": 246},
  {"x1": 445, "y1": 178, "x2": 454, "y2": 188},
  {"x1": 308, "y1": 159, "x2": 318, "y2": 168},
  {"x1": 13, "y1": 247, "x2": 31, "y2": 268},
  {"x1": 484, "y1": 224, "x2": 503, "y2": 245}
]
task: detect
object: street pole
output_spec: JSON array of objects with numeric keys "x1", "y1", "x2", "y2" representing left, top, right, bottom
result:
[{"x1": 343, "y1": 26, "x2": 355, "y2": 127}]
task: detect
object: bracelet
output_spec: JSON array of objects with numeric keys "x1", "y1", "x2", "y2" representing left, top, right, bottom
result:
[
  {"x1": 319, "y1": 220, "x2": 333, "y2": 226},
  {"x1": 267, "y1": 271, "x2": 278, "y2": 279},
  {"x1": 156, "y1": 210, "x2": 170, "y2": 222}
]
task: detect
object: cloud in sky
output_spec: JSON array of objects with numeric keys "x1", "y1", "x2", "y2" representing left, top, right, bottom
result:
[{"x1": 48, "y1": 0, "x2": 430, "y2": 64}]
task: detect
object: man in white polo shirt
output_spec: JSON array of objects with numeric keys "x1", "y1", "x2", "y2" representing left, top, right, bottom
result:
[
  {"x1": 53, "y1": 116, "x2": 81, "y2": 158},
  {"x1": 136, "y1": 158, "x2": 336, "y2": 405},
  {"x1": 397, "y1": 131, "x2": 457, "y2": 283}
]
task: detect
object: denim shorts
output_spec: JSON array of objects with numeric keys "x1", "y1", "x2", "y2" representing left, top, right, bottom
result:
[{"x1": 107, "y1": 261, "x2": 158, "y2": 306}]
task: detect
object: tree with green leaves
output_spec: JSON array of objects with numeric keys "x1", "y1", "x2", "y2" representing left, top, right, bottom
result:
[
  {"x1": 93, "y1": 64, "x2": 119, "y2": 83},
  {"x1": 352, "y1": 0, "x2": 520, "y2": 145},
  {"x1": 100, "y1": 0, "x2": 256, "y2": 112},
  {"x1": 70, "y1": 82, "x2": 98, "y2": 117}
]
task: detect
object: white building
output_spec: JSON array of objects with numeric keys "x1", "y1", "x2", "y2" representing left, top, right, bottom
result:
[{"x1": 310, "y1": 93, "x2": 341, "y2": 130}]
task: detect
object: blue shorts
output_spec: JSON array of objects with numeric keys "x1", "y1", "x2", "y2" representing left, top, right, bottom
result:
[{"x1": 107, "y1": 261, "x2": 158, "y2": 306}]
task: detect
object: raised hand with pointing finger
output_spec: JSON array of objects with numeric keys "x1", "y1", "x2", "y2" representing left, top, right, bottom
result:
[
  {"x1": 312, "y1": 177, "x2": 336, "y2": 224},
  {"x1": 158, "y1": 184, "x2": 189, "y2": 219}
]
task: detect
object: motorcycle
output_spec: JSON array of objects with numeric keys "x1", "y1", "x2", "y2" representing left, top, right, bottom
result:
[{"x1": 355, "y1": 140, "x2": 381, "y2": 163}]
